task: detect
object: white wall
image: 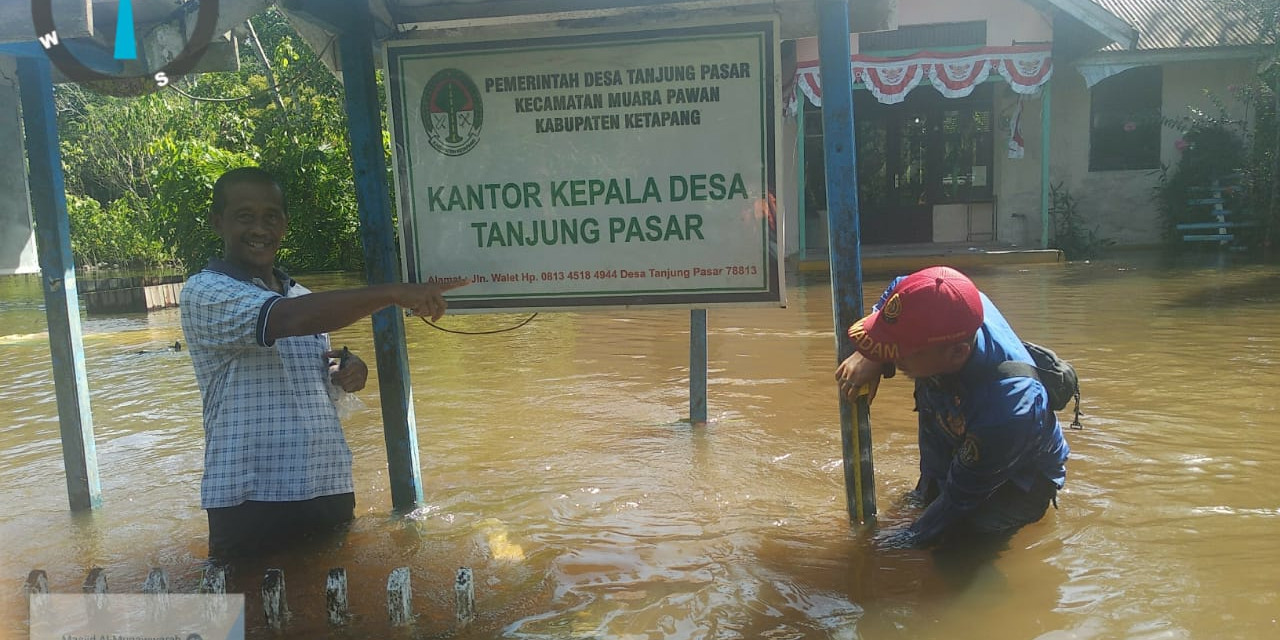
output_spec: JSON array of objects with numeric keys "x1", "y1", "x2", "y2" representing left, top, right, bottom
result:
[
  {"x1": 779, "y1": 112, "x2": 801, "y2": 258},
  {"x1": 1049, "y1": 58, "x2": 1256, "y2": 246},
  {"x1": 794, "y1": 0, "x2": 1052, "y2": 61},
  {"x1": 993, "y1": 82, "x2": 1048, "y2": 247},
  {"x1": 0, "y1": 55, "x2": 38, "y2": 276}
]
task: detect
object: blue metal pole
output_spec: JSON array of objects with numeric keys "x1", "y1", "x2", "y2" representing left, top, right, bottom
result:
[
  {"x1": 816, "y1": 0, "x2": 876, "y2": 523},
  {"x1": 337, "y1": 12, "x2": 424, "y2": 511},
  {"x1": 689, "y1": 309, "x2": 707, "y2": 425},
  {"x1": 16, "y1": 56, "x2": 102, "y2": 511}
]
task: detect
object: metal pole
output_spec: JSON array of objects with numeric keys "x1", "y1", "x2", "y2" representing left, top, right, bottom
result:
[
  {"x1": 816, "y1": 0, "x2": 876, "y2": 523},
  {"x1": 689, "y1": 309, "x2": 707, "y2": 425},
  {"x1": 337, "y1": 10, "x2": 424, "y2": 510},
  {"x1": 1040, "y1": 80, "x2": 1053, "y2": 249},
  {"x1": 16, "y1": 55, "x2": 102, "y2": 511}
]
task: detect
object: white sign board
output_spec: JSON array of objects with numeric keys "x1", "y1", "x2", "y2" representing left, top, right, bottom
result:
[{"x1": 385, "y1": 21, "x2": 782, "y2": 311}]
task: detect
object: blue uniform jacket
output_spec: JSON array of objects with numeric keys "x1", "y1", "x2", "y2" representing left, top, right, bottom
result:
[{"x1": 872, "y1": 278, "x2": 1069, "y2": 544}]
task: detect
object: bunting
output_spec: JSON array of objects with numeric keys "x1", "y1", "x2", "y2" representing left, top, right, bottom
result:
[{"x1": 785, "y1": 45, "x2": 1053, "y2": 114}]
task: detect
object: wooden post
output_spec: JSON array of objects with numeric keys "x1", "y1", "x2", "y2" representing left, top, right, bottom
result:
[
  {"x1": 816, "y1": 0, "x2": 876, "y2": 524},
  {"x1": 326, "y1": 568, "x2": 349, "y2": 626},
  {"x1": 16, "y1": 55, "x2": 101, "y2": 512},
  {"x1": 82, "y1": 567, "x2": 108, "y2": 622},
  {"x1": 262, "y1": 569, "x2": 288, "y2": 630},
  {"x1": 387, "y1": 567, "x2": 412, "y2": 626},
  {"x1": 199, "y1": 565, "x2": 228, "y2": 623},
  {"x1": 25, "y1": 570, "x2": 48, "y2": 613},
  {"x1": 336, "y1": 2, "x2": 425, "y2": 511},
  {"x1": 689, "y1": 310, "x2": 708, "y2": 425},
  {"x1": 198, "y1": 566, "x2": 226, "y2": 594},
  {"x1": 82, "y1": 567, "x2": 108, "y2": 594},
  {"x1": 25, "y1": 570, "x2": 48, "y2": 595},
  {"x1": 142, "y1": 568, "x2": 170, "y2": 621},
  {"x1": 455, "y1": 567, "x2": 475, "y2": 627},
  {"x1": 142, "y1": 568, "x2": 169, "y2": 593}
]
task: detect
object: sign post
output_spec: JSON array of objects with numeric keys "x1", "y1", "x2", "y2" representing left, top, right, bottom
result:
[{"x1": 817, "y1": 0, "x2": 876, "y2": 524}]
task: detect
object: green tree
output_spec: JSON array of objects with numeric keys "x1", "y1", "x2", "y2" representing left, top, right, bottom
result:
[
  {"x1": 56, "y1": 7, "x2": 368, "y2": 273},
  {"x1": 1211, "y1": 0, "x2": 1280, "y2": 257}
]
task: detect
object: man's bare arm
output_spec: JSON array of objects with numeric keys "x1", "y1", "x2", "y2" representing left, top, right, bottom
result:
[{"x1": 265, "y1": 281, "x2": 467, "y2": 342}]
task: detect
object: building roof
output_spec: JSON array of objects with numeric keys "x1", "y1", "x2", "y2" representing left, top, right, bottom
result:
[{"x1": 1092, "y1": 0, "x2": 1264, "y2": 51}]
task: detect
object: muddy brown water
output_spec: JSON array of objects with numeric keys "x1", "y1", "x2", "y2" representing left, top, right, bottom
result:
[{"x1": 1, "y1": 256, "x2": 1278, "y2": 639}]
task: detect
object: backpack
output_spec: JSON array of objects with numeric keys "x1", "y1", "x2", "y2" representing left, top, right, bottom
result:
[{"x1": 996, "y1": 341, "x2": 1082, "y2": 429}]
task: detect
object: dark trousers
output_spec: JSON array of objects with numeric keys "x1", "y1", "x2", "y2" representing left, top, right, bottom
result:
[
  {"x1": 916, "y1": 476, "x2": 1058, "y2": 541},
  {"x1": 924, "y1": 479, "x2": 1059, "y2": 589},
  {"x1": 967, "y1": 478, "x2": 1056, "y2": 534},
  {"x1": 207, "y1": 492, "x2": 355, "y2": 559}
]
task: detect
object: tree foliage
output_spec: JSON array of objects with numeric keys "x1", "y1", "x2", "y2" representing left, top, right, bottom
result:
[
  {"x1": 57, "y1": 8, "x2": 365, "y2": 273},
  {"x1": 1165, "y1": 0, "x2": 1280, "y2": 257}
]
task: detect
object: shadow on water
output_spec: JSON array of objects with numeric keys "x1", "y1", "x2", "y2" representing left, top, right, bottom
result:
[{"x1": 1160, "y1": 272, "x2": 1280, "y2": 309}]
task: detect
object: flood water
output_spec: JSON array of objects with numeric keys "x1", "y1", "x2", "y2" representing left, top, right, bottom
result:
[{"x1": 2, "y1": 256, "x2": 1279, "y2": 639}]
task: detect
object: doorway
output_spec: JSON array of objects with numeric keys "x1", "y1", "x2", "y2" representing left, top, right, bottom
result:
[{"x1": 803, "y1": 84, "x2": 995, "y2": 245}]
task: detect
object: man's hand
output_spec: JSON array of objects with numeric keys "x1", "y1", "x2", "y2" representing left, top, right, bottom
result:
[
  {"x1": 327, "y1": 349, "x2": 368, "y2": 392},
  {"x1": 268, "y1": 280, "x2": 471, "y2": 342},
  {"x1": 874, "y1": 527, "x2": 919, "y2": 549},
  {"x1": 835, "y1": 351, "x2": 884, "y2": 401},
  {"x1": 395, "y1": 280, "x2": 470, "y2": 321}
]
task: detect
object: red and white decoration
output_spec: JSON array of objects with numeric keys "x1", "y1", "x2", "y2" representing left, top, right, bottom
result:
[{"x1": 786, "y1": 45, "x2": 1052, "y2": 113}]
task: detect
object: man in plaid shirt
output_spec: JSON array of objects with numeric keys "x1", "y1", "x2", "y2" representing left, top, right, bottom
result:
[{"x1": 181, "y1": 167, "x2": 465, "y2": 558}]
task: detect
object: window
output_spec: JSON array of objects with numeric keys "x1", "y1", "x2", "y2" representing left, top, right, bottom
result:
[{"x1": 1090, "y1": 66, "x2": 1162, "y2": 171}]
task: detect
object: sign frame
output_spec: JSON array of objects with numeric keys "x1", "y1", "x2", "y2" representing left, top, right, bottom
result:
[{"x1": 384, "y1": 19, "x2": 784, "y2": 312}]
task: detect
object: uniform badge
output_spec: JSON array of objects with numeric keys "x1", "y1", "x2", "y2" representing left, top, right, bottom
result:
[
  {"x1": 940, "y1": 410, "x2": 966, "y2": 438},
  {"x1": 959, "y1": 435, "x2": 980, "y2": 466}
]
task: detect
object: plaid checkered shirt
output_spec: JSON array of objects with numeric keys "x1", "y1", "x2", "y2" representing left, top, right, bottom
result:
[{"x1": 180, "y1": 259, "x2": 354, "y2": 509}]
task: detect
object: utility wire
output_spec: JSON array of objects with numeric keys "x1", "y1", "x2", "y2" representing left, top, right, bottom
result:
[{"x1": 418, "y1": 314, "x2": 538, "y2": 335}]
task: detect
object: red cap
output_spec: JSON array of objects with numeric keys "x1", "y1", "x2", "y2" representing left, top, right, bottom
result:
[{"x1": 847, "y1": 266, "x2": 984, "y2": 362}]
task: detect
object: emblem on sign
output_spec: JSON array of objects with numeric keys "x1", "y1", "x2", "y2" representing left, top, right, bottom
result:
[{"x1": 421, "y1": 68, "x2": 483, "y2": 157}]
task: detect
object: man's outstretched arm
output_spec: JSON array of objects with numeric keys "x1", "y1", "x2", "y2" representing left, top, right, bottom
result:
[{"x1": 265, "y1": 280, "x2": 468, "y2": 343}]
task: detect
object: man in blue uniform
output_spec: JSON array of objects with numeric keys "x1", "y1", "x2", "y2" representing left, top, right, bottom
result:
[{"x1": 835, "y1": 266, "x2": 1069, "y2": 548}]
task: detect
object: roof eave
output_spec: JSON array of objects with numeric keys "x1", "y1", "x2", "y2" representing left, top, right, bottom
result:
[
  {"x1": 1045, "y1": 0, "x2": 1138, "y2": 50},
  {"x1": 1078, "y1": 44, "x2": 1266, "y2": 66}
]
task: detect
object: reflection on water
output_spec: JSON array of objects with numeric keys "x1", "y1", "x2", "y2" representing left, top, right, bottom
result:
[{"x1": 2, "y1": 257, "x2": 1279, "y2": 639}]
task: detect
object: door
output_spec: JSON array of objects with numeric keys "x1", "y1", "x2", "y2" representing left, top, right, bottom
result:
[
  {"x1": 802, "y1": 85, "x2": 993, "y2": 247},
  {"x1": 856, "y1": 92, "x2": 935, "y2": 244}
]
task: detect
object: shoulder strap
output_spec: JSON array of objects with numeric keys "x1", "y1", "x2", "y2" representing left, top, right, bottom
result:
[
  {"x1": 995, "y1": 361, "x2": 1038, "y2": 380},
  {"x1": 993, "y1": 360, "x2": 1083, "y2": 430}
]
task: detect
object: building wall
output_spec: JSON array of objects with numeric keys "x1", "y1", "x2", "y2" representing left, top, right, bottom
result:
[
  {"x1": 784, "y1": 1, "x2": 1258, "y2": 250},
  {"x1": 993, "y1": 82, "x2": 1049, "y2": 247},
  {"x1": 779, "y1": 112, "x2": 801, "y2": 258},
  {"x1": 1049, "y1": 58, "x2": 1256, "y2": 246},
  {"x1": 794, "y1": 0, "x2": 1052, "y2": 61},
  {"x1": 785, "y1": 0, "x2": 1055, "y2": 253},
  {"x1": 0, "y1": 55, "x2": 38, "y2": 276}
]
